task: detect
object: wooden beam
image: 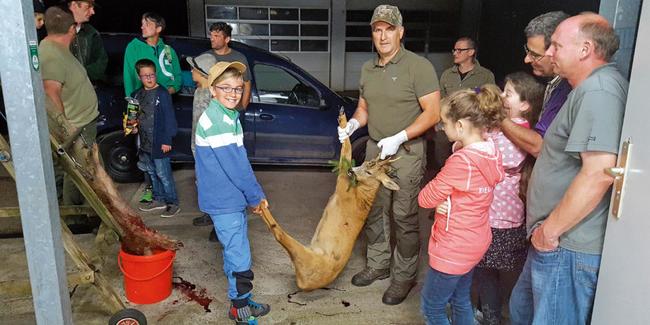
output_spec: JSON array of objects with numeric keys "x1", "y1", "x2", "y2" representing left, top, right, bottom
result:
[
  {"x1": 0, "y1": 270, "x2": 94, "y2": 297},
  {"x1": 0, "y1": 205, "x2": 98, "y2": 218}
]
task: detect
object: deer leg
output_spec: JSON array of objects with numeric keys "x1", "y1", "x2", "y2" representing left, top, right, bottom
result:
[{"x1": 258, "y1": 207, "x2": 315, "y2": 263}]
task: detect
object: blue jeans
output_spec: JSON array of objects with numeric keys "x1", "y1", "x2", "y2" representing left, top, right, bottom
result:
[
  {"x1": 421, "y1": 267, "x2": 475, "y2": 325},
  {"x1": 138, "y1": 151, "x2": 178, "y2": 205},
  {"x1": 210, "y1": 211, "x2": 253, "y2": 302},
  {"x1": 509, "y1": 246, "x2": 601, "y2": 325}
]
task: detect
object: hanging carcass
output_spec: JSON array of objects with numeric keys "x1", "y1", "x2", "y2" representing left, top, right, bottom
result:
[{"x1": 257, "y1": 111, "x2": 399, "y2": 290}]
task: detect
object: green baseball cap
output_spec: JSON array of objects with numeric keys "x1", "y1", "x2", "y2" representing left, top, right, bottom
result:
[{"x1": 370, "y1": 4, "x2": 402, "y2": 26}]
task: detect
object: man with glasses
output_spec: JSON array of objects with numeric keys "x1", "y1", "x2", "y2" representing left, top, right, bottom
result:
[
  {"x1": 432, "y1": 37, "x2": 494, "y2": 173},
  {"x1": 66, "y1": 0, "x2": 107, "y2": 83},
  {"x1": 40, "y1": 6, "x2": 99, "y2": 206},
  {"x1": 501, "y1": 11, "x2": 571, "y2": 157},
  {"x1": 439, "y1": 37, "x2": 495, "y2": 97}
]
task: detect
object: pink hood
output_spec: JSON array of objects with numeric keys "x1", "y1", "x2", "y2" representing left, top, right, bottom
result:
[{"x1": 418, "y1": 140, "x2": 504, "y2": 275}]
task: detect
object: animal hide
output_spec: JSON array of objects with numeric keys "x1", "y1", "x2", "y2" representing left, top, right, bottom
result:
[
  {"x1": 257, "y1": 112, "x2": 398, "y2": 290},
  {"x1": 47, "y1": 106, "x2": 181, "y2": 256}
]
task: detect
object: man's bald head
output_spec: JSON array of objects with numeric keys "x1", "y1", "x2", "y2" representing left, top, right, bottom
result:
[{"x1": 577, "y1": 12, "x2": 619, "y2": 61}]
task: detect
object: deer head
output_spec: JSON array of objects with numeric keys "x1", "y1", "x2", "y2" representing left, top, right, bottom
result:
[{"x1": 350, "y1": 156, "x2": 400, "y2": 191}]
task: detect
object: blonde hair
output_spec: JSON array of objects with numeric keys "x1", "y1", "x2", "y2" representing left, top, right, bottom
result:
[
  {"x1": 442, "y1": 84, "x2": 505, "y2": 131},
  {"x1": 210, "y1": 67, "x2": 243, "y2": 86}
]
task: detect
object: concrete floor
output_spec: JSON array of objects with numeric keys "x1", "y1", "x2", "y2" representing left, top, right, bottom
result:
[{"x1": 0, "y1": 165, "x2": 436, "y2": 324}]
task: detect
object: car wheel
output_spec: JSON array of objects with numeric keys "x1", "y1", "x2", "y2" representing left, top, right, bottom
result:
[
  {"x1": 108, "y1": 308, "x2": 147, "y2": 325},
  {"x1": 351, "y1": 136, "x2": 368, "y2": 166},
  {"x1": 98, "y1": 131, "x2": 143, "y2": 183}
]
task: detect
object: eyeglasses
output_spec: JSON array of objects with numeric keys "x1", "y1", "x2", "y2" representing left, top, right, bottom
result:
[
  {"x1": 139, "y1": 74, "x2": 156, "y2": 80},
  {"x1": 214, "y1": 86, "x2": 244, "y2": 94},
  {"x1": 523, "y1": 44, "x2": 545, "y2": 62},
  {"x1": 451, "y1": 48, "x2": 473, "y2": 54}
]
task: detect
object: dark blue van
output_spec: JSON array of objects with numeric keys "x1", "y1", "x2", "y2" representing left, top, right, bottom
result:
[{"x1": 96, "y1": 33, "x2": 368, "y2": 182}]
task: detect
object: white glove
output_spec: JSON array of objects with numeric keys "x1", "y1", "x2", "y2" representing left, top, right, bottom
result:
[
  {"x1": 337, "y1": 118, "x2": 360, "y2": 143},
  {"x1": 377, "y1": 130, "x2": 408, "y2": 159}
]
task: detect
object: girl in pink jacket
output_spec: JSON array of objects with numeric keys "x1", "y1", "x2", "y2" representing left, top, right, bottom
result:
[
  {"x1": 418, "y1": 85, "x2": 505, "y2": 325},
  {"x1": 475, "y1": 73, "x2": 543, "y2": 325}
]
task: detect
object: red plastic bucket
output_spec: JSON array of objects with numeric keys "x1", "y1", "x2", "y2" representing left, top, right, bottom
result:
[{"x1": 118, "y1": 248, "x2": 175, "y2": 304}]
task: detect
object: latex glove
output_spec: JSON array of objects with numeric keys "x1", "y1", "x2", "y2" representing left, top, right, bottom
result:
[
  {"x1": 377, "y1": 130, "x2": 408, "y2": 159},
  {"x1": 337, "y1": 118, "x2": 360, "y2": 143}
]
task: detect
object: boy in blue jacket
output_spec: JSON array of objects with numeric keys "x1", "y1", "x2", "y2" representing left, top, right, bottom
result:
[
  {"x1": 195, "y1": 61, "x2": 270, "y2": 324},
  {"x1": 131, "y1": 59, "x2": 180, "y2": 217}
]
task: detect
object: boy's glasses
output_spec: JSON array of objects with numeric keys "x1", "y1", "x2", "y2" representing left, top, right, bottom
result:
[
  {"x1": 139, "y1": 74, "x2": 156, "y2": 80},
  {"x1": 214, "y1": 86, "x2": 244, "y2": 94},
  {"x1": 523, "y1": 44, "x2": 545, "y2": 62}
]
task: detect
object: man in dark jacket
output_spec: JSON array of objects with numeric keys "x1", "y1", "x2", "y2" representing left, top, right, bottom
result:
[{"x1": 67, "y1": 0, "x2": 107, "y2": 82}]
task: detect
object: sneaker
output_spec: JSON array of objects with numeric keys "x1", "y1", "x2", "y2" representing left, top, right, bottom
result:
[
  {"x1": 193, "y1": 213, "x2": 213, "y2": 226},
  {"x1": 229, "y1": 299, "x2": 270, "y2": 321},
  {"x1": 161, "y1": 204, "x2": 181, "y2": 218},
  {"x1": 138, "y1": 200, "x2": 166, "y2": 212},
  {"x1": 139, "y1": 186, "x2": 153, "y2": 203}
]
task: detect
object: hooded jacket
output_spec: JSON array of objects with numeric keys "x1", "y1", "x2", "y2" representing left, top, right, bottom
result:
[
  {"x1": 418, "y1": 140, "x2": 504, "y2": 275},
  {"x1": 123, "y1": 37, "x2": 182, "y2": 96}
]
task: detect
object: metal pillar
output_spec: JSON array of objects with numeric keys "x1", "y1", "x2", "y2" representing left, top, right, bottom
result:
[
  {"x1": 600, "y1": 0, "x2": 642, "y2": 79},
  {"x1": 329, "y1": 0, "x2": 346, "y2": 91},
  {"x1": 0, "y1": 0, "x2": 72, "y2": 324}
]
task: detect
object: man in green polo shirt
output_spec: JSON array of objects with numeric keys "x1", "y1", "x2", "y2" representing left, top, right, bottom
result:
[
  {"x1": 432, "y1": 37, "x2": 495, "y2": 173},
  {"x1": 40, "y1": 6, "x2": 99, "y2": 205},
  {"x1": 338, "y1": 4, "x2": 441, "y2": 305}
]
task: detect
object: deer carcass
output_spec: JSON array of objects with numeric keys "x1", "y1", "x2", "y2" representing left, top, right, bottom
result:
[{"x1": 258, "y1": 112, "x2": 399, "y2": 290}]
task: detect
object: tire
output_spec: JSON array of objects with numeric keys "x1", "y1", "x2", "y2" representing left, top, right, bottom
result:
[
  {"x1": 108, "y1": 308, "x2": 147, "y2": 325},
  {"x1": 98, "y1": 131, "x2": 143, "y2": 183},
  {"x1": 351, "y1": 135, "x2": 368, "y2": 166}
]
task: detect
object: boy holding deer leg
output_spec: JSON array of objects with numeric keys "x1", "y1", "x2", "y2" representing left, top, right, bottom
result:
[{"x1": 194, "y1": 61, "x2": 270, "y2": 324}]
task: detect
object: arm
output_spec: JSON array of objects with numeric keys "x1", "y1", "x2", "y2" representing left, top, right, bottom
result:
[
  {"x1": 418, "y1": 153, "x2": 465, "y2": 208},
  {"x1": 501, "y1": 118, "x2": 544, "y2": 157},
  {"x1": 405, "y1": 91, "x2": 441, "y2": 139},
  {"x1": 123, "y1": 44, "x2": 137, "y2": 97},
  {"x1": 85, "y1": 30, "x2": 108, "y2": 82},
  {"x1": 531, "y1": 151, "x2": 617, "y2": 251},
  {"x1": 212, "y1": 144, "x2": 265, "y2": 207},
  {"x1": 169, "y1": 47, "x2": 183, "y2": 94},
  {"x1": 241, "y1": 80, "x2": 251, "y2": 109},
  {"x1": 158, "y1": 90, "x2": 177, "y2": 146},
  {"x1": 43, "y1": 80, "x2": 65, "y2": 115},
  {"x1": 351, "y1": 96, "x2": 369, "y2": 127}
]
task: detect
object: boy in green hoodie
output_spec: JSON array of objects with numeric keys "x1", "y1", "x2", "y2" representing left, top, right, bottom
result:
[{"x1": 123, "y1": 12, "x2": 182, "y2": 97}]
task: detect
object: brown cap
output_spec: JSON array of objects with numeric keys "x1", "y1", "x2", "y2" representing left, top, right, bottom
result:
[
  {"x1": 370, "y1": 4, "x2": 402, "y2": 26},
  {"x1": 207, "y1": 61, "x2": 247, "y2": 86}
]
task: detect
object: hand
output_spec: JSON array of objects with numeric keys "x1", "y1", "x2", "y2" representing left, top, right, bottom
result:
[
  {"x1": 436, "y1": 201, "x2": 449, "y2": 215},
  {"x1": 377, "y1": 130, "x2": 408, "y2": 159},
  {"x1": 167, "y1": 87, "x2": 176, "y2": 95},
  {"x1": 161, "y1": 144, "x2": 172, "y2": 153},
  {"x1": 252, "y1": 199, "x2": 269, "y2": 215},
  {"x1": 337, "y1": 118, "x2": 360, "y2": 143},
  {"x1": 531, "y1": 223, "x2": 559, "y2": 252}
]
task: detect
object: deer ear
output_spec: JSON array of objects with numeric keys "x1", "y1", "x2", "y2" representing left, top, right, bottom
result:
[{"x1": 377, "y1": 174, "x2": 400, "y2": 191}]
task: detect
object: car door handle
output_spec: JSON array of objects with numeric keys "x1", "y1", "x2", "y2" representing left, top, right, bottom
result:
[{"x1": 259, "y1": 113, "x2": 274, "y2": 121}]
